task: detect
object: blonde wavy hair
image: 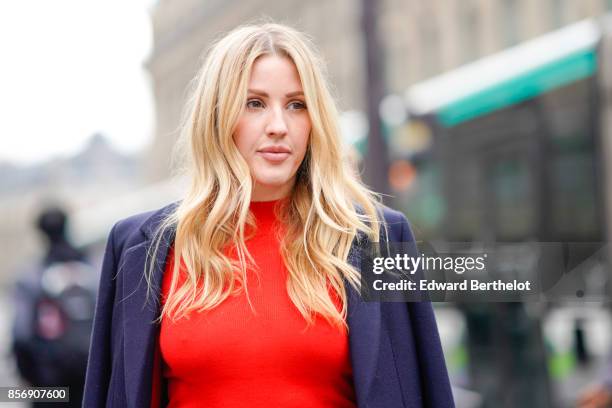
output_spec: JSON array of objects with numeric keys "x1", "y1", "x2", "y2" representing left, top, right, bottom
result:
[{"x1": 148, "y1": 22, "x2": 386, "y2": 330}]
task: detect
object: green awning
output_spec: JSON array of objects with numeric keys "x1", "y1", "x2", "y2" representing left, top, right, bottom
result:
[{"x1": 438, "y1": 48, "x2": 597, "y2": 127}]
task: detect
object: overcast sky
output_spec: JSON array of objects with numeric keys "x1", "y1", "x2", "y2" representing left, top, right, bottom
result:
[{"x1": 0, "y1": 0, "x2": 154, "y2": 165}]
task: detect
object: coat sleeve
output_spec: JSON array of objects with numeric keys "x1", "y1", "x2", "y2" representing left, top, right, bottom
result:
[
  {"x1": 399, "y1": 214, "x2": 455, "y2": 407},
  {"x1": 83, "y1": 224, "x2": 118, "y2": 407}
]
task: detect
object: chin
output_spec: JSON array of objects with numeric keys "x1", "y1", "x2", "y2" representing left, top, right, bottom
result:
[
  {"x1": 253, "y1": 170, "x2": 296, "y2": 189},
  {"x1": 254, "y1": 177, "x2": 291, "y2": 187}
]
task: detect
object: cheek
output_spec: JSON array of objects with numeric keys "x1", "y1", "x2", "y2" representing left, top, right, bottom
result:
[
  {"x1": 233, "y1": 122, "x2": 256, "y2": 159},
  {"x1": 294, "y1": 118, "x2": 311, "y2": 159}
]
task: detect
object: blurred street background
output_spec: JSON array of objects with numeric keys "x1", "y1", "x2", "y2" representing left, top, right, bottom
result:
[{"x1": 3, "y1": 0, "x2": 612, "y2": 407}]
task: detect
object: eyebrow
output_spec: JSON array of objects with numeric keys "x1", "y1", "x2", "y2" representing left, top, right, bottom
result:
[{"x1": 247, "y1": 89, "x2": 304, "y2": 98}]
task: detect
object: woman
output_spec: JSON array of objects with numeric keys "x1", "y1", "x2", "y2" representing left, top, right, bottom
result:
[{"x1": 83, "y1": 23, "x2": 453, "y2": 408}]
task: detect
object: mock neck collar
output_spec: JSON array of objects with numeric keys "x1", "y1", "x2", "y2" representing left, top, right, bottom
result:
[
  {"x1": 249, "y1": 198, "x2": 288, "y2": 224},
  {"x1": 249, "y1": 198, "x2": 283, "y2": 209}
]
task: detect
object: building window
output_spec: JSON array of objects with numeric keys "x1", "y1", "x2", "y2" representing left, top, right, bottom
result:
[
  {"x1": 551, "y1": 0, "x2": 565, "y2": 28},
  {"x1": 460, "y1": 0, "x2": 479, "y2": 62},
  {"x1": 501, "y1": 0, "x2": 519, "y2": 47}
]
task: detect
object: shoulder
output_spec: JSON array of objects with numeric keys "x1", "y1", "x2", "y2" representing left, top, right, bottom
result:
[
  {"x1": 377, "y1": 204, "x2": 414, "y2": 243},
  {"x1": 354, "y1": 202, "x2": 414, "y2": 242},
  {"x1": 355, "y1": 201, "x2": 408, "y2": 226},
  {"x1": 378, "y1": 204, "x2": 408, "y2": 227},
  {"x1": 107, "y1": 202, "x2": 179, "y2": 254}
]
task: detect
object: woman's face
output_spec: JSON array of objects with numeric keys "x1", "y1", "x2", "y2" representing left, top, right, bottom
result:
[{"x1": 233, "y1": 55, "x2": 311, "y2": 202}]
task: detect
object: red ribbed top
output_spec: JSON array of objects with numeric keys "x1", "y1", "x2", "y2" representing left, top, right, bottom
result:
[{"x1": 153, "y1": 199, "x2": 357, "y2": 408}]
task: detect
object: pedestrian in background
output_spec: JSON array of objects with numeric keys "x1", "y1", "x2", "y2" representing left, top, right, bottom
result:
[{"x1": 13, "y1": 206, "x2": 95, "y2": 407}]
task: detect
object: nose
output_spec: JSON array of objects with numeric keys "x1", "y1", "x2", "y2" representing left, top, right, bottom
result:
[{"x1": 265, "y1": 106, "x2": 288, "y2": 138}]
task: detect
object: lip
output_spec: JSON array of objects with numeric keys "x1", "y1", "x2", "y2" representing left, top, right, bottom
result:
[
  {"x1": 257, "y1": 146, "x2": 291, "y2": 163},
  {"x1": 257, "y1": 151, "x2": 291, "y2": 163},
  {"x1": 258, "y1": 145, "x2": 291, "y2": 154}
]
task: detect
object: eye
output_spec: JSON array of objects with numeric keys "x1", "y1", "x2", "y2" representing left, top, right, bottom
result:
[
  {"x1": 288, "y1": 101, "x2": 306, "y2": 110},
  {"x1": 246, "y1": 99, "x2": 264, "y2": 109}
]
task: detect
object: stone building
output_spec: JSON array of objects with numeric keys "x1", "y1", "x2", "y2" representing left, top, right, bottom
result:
[{"x1": 145, "y1": 0, "x2": 611, "y2": 179}]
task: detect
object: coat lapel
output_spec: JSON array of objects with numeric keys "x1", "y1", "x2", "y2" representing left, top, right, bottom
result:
[
  {"x1": 121, "y1": 207, "x2": 175, "y2": 408},
  {"x1": 346, "y1": 238, "x2": 382, "y2": 407},
  {"x1": 119, "y1": 205, "x2": 382, "y2": 408}
]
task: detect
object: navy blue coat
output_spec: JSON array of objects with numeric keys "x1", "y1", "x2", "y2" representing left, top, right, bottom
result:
[{"x1": 83, "y1": 203, "x2": 454, "y2": 407}]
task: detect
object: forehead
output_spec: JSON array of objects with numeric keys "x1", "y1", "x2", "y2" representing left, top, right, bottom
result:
[{"x1": 248, "y1": 55, "x2": 303, "y2": 90}]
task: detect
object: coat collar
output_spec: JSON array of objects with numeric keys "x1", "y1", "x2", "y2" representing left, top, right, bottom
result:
[{"x1": 121, "y1": 203, "x2": 381, "y2": 408}]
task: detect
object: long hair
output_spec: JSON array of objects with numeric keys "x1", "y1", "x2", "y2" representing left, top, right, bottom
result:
[{"x1": 148, "y1": 22, "x2": 386, "y2": 330}]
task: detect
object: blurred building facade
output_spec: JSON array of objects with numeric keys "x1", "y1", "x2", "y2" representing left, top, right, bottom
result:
[{"x1": 145, "y1": 0, "x2": 612, "y2": 180}]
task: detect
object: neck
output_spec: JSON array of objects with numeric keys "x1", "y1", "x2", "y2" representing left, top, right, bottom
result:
[{"x1": 251, "y1": 180, "x2": 294, "y2": 202}]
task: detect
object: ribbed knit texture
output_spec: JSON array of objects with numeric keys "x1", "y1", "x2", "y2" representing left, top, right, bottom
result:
[{"x1": 156, "y1": 199, "x2": 357, "y2": 408}]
